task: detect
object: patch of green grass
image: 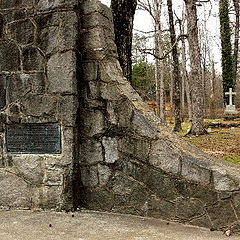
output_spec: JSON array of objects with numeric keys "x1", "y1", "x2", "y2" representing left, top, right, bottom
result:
[{"x1": 223, "y1": 156, "x2": 240, "y2": 164}]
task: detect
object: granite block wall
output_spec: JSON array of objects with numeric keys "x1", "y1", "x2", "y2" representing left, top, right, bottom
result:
[
  {"x1": 78, "y1": 0, "x2": 240, "y2": 232},
  {"x1": 1, "y1": 0, "x2": 240, "y2": 233},
  {"x1": 0, "y1": 0, "x2": 80, "y2": 209}
]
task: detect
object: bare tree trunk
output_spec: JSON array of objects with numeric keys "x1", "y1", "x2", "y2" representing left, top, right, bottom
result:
[
  {"x1": 167, "y1": 0, "x2": 182, "y2": 131},
  {"x1": 154, "y1": 0, "x2": 165, "y2": 120},
  {"x1": 184, "y1": 0, "x2": 207, "y2": 135},
  {"x1": 111, "y1": 0, "x2": 137, "y2": 82},
  {"x1": 178, "y1": 13, "x2": 192, "y2": 121}
]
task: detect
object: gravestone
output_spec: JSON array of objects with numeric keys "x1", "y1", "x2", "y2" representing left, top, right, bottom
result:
[{"x1": 224, "y1": 88, "x2": 238, "y2": 114}]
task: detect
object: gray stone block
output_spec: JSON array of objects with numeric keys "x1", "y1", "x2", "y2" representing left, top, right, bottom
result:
[
  {"x1": 119, "y1": 137, "x2": 150, "y2": 162},
  {"x1": 81, "y1": 110, "x2": 105, "y2": 137},
  {"x1": 47, "y1": 51, "x2": 77, "y2": 94},
  {"x1": 102, "y1": 137, "x2": 119, "y2": 163},
  {"x1": 98, "y1": 164, "x2": 112, "y2": 186},
  {"x1": 175, "y1": 197, "x2": 205, "y2": 220},
  {"x1": 58, "y1": 12, "x2": 78, "y2": 51},
  {"x1": 37, "y1": 26, "x2": 59, "y2": 55},
  {"x1": 80, "y1": 166, "x2": 99, "y2": 187},
  {"x1": 132, "y1": 110, "x2": 159, "y2": 138},
  {"x1": 181, "y1": 157, "x2": 211, "y2": 184},
  {"x1": 5, "y1": 73, "x2": 31, "y2": 104},
  {"x1": 147, "y1": 195, "x2": 176, "y2": 220},
  {"x1": 22, "y1": 46, "x2": 45, "y2": 71},
  {"x1": 58, "y1": 95, "x2": 78, "y2": 126},
  {"x1": 80, "y1": 139, "x2": 103, "y2": 164},
  {"x1": 212, "y1": 167, "x2": 239, "y2": 191},
  {"x1": 206, "y1": 200, "x2": 237, "y2": 229},
  {"x1": 149, "y1": 140, "x2": 181, "y2": 174},
  {"x1": 37, "y1": 0, "x2": 78, "y2": 11},
  {"x1": 108, "y1": 172, "x2": 135, "y2": 195},
  {"x1": 81, "y1": 62, "x2": 99, "y2": 82},
  {"x1": 0, "y1": 74, "x2": 6, "y2": 110},
  {"x1": 12, "y1": 155, "x2": 44, "y2": 184},
  {"x1": 0, "y1": 0, "x2": 33, "y2": 9},
  {"x1": 7, "y1": 19, "x2": 35, "y2": 45},
  {"x1": 0, "y1": 41, "x2": 20, "y2": 71},
  {"x1": 0, "y1": 170, "x2": 32, "y2": 208},
  {"x1": 21, "y1": 94, "x2": 57, "y2": 117}
]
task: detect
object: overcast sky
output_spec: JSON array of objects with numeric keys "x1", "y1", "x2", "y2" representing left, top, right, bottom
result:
[{"x1": 99, "y1": 0, "x2": 222, "y2": 72}]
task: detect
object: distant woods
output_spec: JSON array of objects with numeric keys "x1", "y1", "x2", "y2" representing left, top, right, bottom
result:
[{"x1": 110, "y1": 0, "x2": 240, "y2": 135}]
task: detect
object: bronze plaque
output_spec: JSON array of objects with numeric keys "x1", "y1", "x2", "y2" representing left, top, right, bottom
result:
[{"x1": 6, "y1": 123, "x2": 61, "y2": 154}]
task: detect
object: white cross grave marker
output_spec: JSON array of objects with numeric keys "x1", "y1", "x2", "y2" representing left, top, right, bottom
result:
[
  {"x1": 225, "y1": 88, "x2": 236, "y2": 106},
  {"x1": 224, "y1": 88, "x2": 238, "y2": 114}
]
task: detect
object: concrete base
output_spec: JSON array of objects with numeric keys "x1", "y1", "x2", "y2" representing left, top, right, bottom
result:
[{"x1": 0, "y1": 210, "x2": 239, "y2": 240}]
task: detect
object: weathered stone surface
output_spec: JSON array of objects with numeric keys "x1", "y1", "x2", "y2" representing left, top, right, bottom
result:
[
  {"x1": 212, "y1": 167, "x2": 239, "y2": 191},
  {"x1": 22, "y1": 47, "x2": 45, "y2": 71},
  {"x1": 47, "y1": 51, "x2": 77, "y2": 94},
  {"x1": 80, "y1": 166, "x2": 99, "y2": 187},
  {"x1": 188, "y1": 215, "x2": 213, "y2": 228},
  {"x1": 80, "y1": 139, "x2": 103, "y2": 164},
  {"x1": 147, "y1": 195, "x2": 176, "y2": 220},
  {"x1": 174, "y1": 180, "x2": 218, "y2": 206},
  {"x1": 0, "y1": 74, "x2": 6, "y2": 110},
  {"x1": 0, "y1": 41, "x2": 20, "y2": 71},
  {"x1": 206, "y1": 200, "x2": 238, "y2": 229},
  {"x1": 0, "y1": 137, "x2": 3, "y2": 167},
  {"x1": 132, "y1": 110, "x2": 159, "y2": 138},
  {"x1": 102, "y1": 137, "x2": 119, "y2": 163},
  {"x1": 58, "y1": 11, "x2": 78, "y2": 51},
  {"x1": 81, "y1": 188, "x2": 114, "y2": 211},
  {"x1": 231, "y1": 192, "x2": 240, "y2": 219},
  {"x1": 37, "y1": 0, "x2": 78, "y2": 11},
  {"x1": 80, "y1": 109, "x2": 105, "y2": 137},
  {"x1": 7, "y1": 19, "x2": 35, "y2": 45},
  {"x1": 0, "y1": 14, "x2": 3, "y2": 38},
  {"x1": 119, "y1": 137, "x2": 150, "y2": 162},
  {"x1": 98, "y1": 164, "x2": 112, "y2": 186},
  {"x1": 12, "y1": 155, "x2": 44, "y2": 184},
  {"x1": 181, "y1": 157, "x2": 211, "y2": 184},
  {"x1": 0, "y1": 170, "x2": 32, "y2": 208},
  {"x1": 146, "y1": 169, "x2": 178, "y2": 201},
  {"x1": 108, "y1": 172, "x2": 135, "y2": 195},
  {"x1": 5, "y1": 73, "x2": 31, "y2": 104},
  {"x1": 175, "y1": 197, "x2": 205, "y2": 220},
  {"x1": 37, "y1": 26, "x2": 59, "y2": 55},
  {"x1": 1, "y1": 0, "x2": 33, "y2": 9},
  {"x1": 149, "y1": 140, "x2": 181, "y2": 174},
  {"x1": 58, "y1": 95, "x2": 78, "y2": 126},
  {"x1": 43, "y1": 167, "x2": 63, "y2": 186},
  {"x1": 21, "y1": 94, "x2": 57, "y2": 117},
  {"x1": 33, "y1": 185, "x2": 62, "y2": 209},
  {"x1": 81, "y1": 62, "x2": 99, "y2": 82}
]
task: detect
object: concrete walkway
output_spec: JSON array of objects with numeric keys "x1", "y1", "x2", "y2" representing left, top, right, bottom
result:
[{"x1": 0, "y1": 210, "x2": 239, "y2": 240}]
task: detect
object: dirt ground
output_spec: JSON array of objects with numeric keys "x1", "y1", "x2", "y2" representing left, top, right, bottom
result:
[{"x1": 0, "y1": 210, "x2": 239, "y2": 240}]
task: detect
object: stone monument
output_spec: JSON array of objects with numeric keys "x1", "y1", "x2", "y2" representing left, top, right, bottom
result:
[
  {"x1": 225, "y1": 88, "x2": 238, "y2": 114},
  {"x1": 1, "y1": 0, "x2": 240, "y2": 232}
]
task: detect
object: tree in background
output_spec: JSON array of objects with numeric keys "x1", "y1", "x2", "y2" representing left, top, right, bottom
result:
[
  {"x1": 111, "y1": 0, "x2": 137, "y2": 82},
  {"x1": 184, "y1": 0, "x2": 207, "y2": 135},
  {"x1": 167, "y1": 0, "x2": 182, "y2": 132},
  {"x1": 219, "y1": 0, "x2": 234, "y2": 100}
]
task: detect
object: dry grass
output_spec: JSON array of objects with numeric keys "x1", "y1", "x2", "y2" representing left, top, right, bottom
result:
[{"x1": 167, "y1": 119, "x2": 240, "y2": 164}]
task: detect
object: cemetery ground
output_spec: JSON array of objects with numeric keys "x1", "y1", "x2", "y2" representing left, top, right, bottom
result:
[{"x1": 168, "y1": 118, "x2": 240, "y2": 164}]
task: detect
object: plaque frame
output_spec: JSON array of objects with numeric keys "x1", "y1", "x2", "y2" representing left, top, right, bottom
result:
[{"x1": 5, "y1": 123, "x2": 62, "y2": 154}]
